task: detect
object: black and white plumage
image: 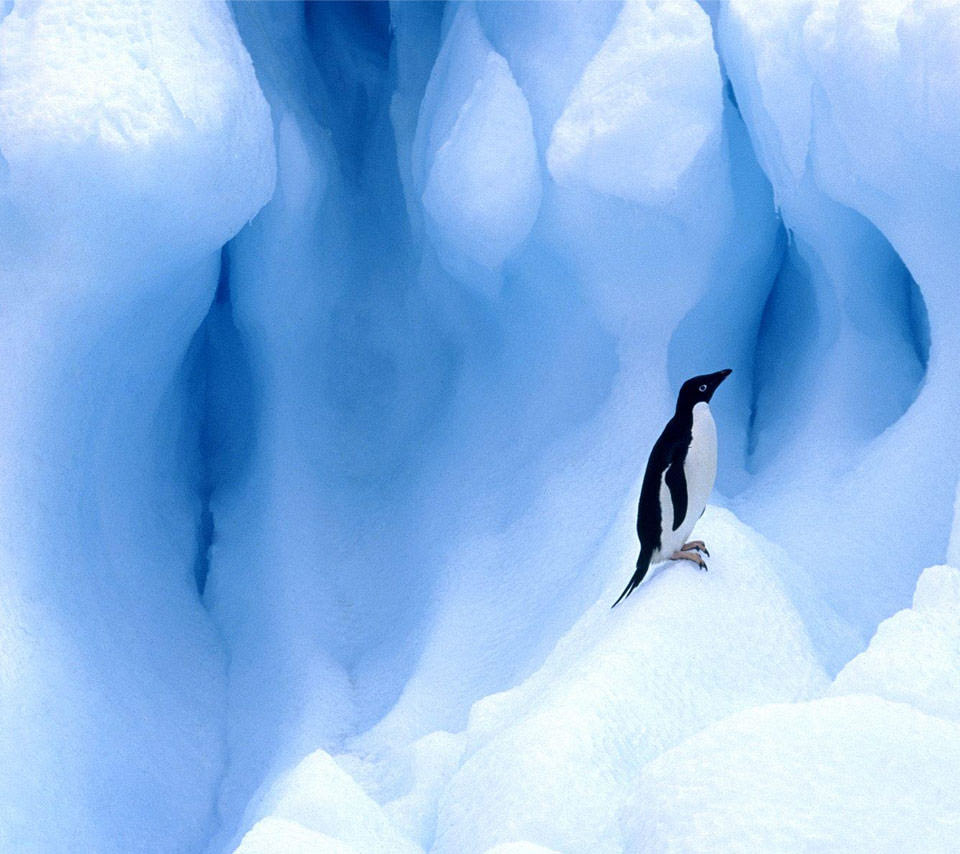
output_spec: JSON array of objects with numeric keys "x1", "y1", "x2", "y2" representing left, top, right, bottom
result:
[{"x1": 612, "y1": 369, "x2": 732, "y2": 607}]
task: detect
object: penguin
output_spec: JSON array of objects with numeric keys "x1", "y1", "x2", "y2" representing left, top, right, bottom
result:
[{"x1": 612, "y1": 369, "x2": 732, "y2": 607}]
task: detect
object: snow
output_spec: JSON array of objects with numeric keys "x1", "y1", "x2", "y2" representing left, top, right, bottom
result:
[
  {"x1": 234, "y1": 750, "x2": 421, "y2": 854},
  {"x1": 424, "y1": 508, "x2": 826, "y2": 854},
  {"x1": 4, "y1": 0, "x2": 960, "y2": 851},
  {"x1": 235, "y1": 818, "x2": 360, "y2": 854},
  {"x1": 627, "y1": 695, "x2": 960, "y2": 853},
  {"x1": 829, "y1": 564, "x2": 960, "y2": 721},
  {"x1": 0, "y1": 0, "x2": 274, "y2": 252},
  {"x1": 484, "y1": 846, "x2": 559, "y2": 854},
  {"x1": 320, "y1": 506, "x2": 824, "y2": 854}
]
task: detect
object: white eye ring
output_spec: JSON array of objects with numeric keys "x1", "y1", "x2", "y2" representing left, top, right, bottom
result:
[{"x1": 699, "y1": 384, "x2": 707, "y2": 392}]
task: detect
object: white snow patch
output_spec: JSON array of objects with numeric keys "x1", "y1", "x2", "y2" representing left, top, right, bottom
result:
[
  {"x1": 829, "y1": 564, "x2": 960, "y2": 721},
  {"x1": 235, "y1": 750, "x2": 422, "y2": 854},
  {"x1": 484, "y1": 845, "x2": 560, "y2": 854},
  {"x1": 627, "y1": 695, "x2": 960, "y2": 852},
  {"x1": 235, "y1": 817, "x2": 360, "y2": 854}
]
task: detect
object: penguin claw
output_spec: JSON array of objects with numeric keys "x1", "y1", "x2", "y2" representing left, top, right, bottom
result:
[
  {"x1": 670, "y1": 550, "x2": 708, "y2": 571},
  {"x1": 682, "y1": 540, "x2": 709, "y2": 557}
]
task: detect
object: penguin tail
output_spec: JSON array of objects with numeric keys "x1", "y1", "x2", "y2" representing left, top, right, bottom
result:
[{"x1": 611, "y1": 549, "x2": 653, "y2": 608}]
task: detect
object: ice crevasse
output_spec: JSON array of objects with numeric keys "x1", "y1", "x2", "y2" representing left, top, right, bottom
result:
[{"x1": 2, "y1": 1, "x2": 960, "y2": 853}]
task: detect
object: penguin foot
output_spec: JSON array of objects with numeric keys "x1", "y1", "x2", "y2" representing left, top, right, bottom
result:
[
  {"x1": 670, "y1": 550, "x2": 708, "y2": 571},
  {"x1": 681, "y1": 540, "x2": 710, "y2": 558}
]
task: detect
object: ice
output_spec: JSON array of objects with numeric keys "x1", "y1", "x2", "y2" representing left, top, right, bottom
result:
[
  {"x1": 0, "y1": 0, "x2": 274, "y2": 252},
  {"x1": 0, "y1": 1, "x2": 273, "y2": 850},
  {"x1": 5, "y1": 0, "x2": 960, "y2": 851},
  {"x1": 626, "y1": 695, "x2": 960, "y2": 853},
  {"x1": 356, "y1": 0, "x2": 786, "y2": 758},
  {"x1": 829, "y1": 565, "x2": 960, "y2": 721},
  {"x1": 717, "y1": 0, "x2": 960, "y2": 635},
  {"x1": 949, "y1": 486, "x2": 960, "y2": 567},
  {"x1": 418, "y1": 4, "x2": 541, "y2": 290},
  {"x1": 547, "y1": 0, "x2": 722, "y2": 205}
]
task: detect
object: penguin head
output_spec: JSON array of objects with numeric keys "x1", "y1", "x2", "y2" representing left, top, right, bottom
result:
[{"x1": 677, "y1": 369, "x2": 732, "y2": 410}]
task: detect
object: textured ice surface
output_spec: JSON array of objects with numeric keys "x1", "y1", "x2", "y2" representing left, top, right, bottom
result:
[
  {"x1": 0, "y1": 0, "x2": 274, "y2": 250},
  {"x1": 627, "y1": 695, "x2": 960, "y2": 853},
  {"x1": 718, "y1": 0, "x2": 956, "y2": 635}
]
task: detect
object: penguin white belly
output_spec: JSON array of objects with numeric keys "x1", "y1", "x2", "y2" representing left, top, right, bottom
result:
[{"x1": 659, "y1": 402, "x2": 717, "y2": 557}]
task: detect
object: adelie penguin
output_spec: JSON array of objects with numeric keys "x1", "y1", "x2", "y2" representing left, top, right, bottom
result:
[{"x1": 612, "y1": 369, "x2": 732, "y2": 607}]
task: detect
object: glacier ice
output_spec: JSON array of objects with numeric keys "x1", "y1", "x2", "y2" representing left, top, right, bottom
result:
[
  {"x1": 547, "y1": 0, "x2": 722, "y2": 205},
  {"x1": 0, "y1": 0, "x2": 273, "y2": 851},
  {"x1": 417, "y1": 4, "x2": 541, "y2": 289},
  {"x1": 3, "y1": 0, "x2": 960, "y2": 851}
]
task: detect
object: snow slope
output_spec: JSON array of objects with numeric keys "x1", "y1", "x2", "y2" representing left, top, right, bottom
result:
[
  {"x1": 236, "y1": 506, "x2": 826, "y2": 853},
  {"x1": 628, "y1": 695, "x2": 960, "y2": 853},
  {"x1": 627, "y1": 568, "x2": 960, "y2": 851}
]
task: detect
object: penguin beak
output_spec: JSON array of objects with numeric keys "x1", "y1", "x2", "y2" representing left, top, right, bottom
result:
[{"x1": 717, "y1": 368, "x2": 732, "y2": 383}]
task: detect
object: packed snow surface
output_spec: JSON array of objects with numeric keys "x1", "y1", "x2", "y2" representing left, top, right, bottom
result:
[
  {"x1": 3, "y1": 0, "x2": 960, "y2": 852},
  {"x1": 628, "y1": 694, "x2": 960, "y2": 853}
]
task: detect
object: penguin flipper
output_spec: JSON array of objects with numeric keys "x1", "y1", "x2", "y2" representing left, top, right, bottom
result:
[
  {"x1": 612, "y1": 549, "x2": 653, "y2": 608},
  {"x1": 665, "y1": 453, "x2": 688, "y2": 532}
]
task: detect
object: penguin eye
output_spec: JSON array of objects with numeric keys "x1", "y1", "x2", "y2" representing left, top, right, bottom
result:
[{"x1": 699, "y1": 384, "x2": 707, "y2": 392}]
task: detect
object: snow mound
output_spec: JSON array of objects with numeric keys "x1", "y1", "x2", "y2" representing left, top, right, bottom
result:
[
  {"x1": 716, "y1": 0, "x2": 959, "y2": 637},
  {"x1": 235, "y1": 749, "x2": 422, "y2": 854},
  {"x1": 235, "y1": 818, "x2": 360, "y2": 854},
  {"x1": 829, "y1": 565, "x2": 960, "y2": 721},
  {"x1": 430, "y1": 507, "x2": 827, "y2": 854},
  {"x1": 547, "y1": 0, "x2": 722, "y2": 204},
  {"x1": 380, "y1": 731, "x2": 467, "y2": 849},
  {"x1": 484, "y1": 845, "x2": 560, "y2": 854},
  {"x1": 628, "y1": 695, "x2": 960, "y2": 853}
]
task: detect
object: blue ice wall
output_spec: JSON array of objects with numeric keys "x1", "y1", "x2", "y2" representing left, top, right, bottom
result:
[{"x1": 2, "y1": 1, "x2": 959, "y2": 851}]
